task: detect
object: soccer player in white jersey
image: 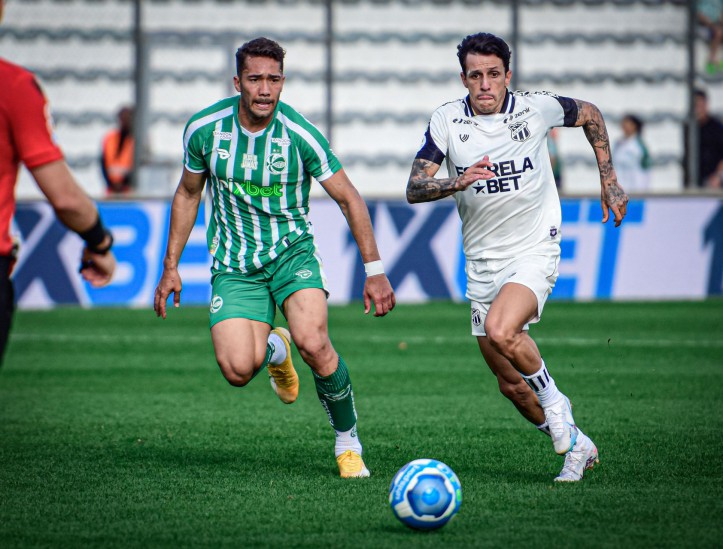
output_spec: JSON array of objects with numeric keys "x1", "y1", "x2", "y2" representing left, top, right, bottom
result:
[
  {"x1": 406, "y1": 33, "x2": 629, "y2": 482},
  {"x1": 154, "y1": 37, "x2": 395, "y2": 478}
]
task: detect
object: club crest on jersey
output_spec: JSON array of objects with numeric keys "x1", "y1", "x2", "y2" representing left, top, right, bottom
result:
[
  {"x1": 472, "y1": 308, "x2": 482, "y2": 327},
  {"x1": 241, "y1": 153, "x2": 258, "y2": 170},
  {"x1": 210, "y1": 295, "x2": 223, "y2": 314},
  {"x1": 550, "y1": 226, "x2": 558, "y2": 238},
  {"x1": 509, "y1": 121, "x2": 531, "y2": 142},
  {"x1": 266, "y1": 153, "x2": 287, "y2": 175},
  {"x1": 459, "y1": 134, "x2": 469, "y2": 142}
]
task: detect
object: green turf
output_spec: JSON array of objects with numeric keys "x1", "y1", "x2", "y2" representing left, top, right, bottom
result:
[{"x1": 1, "y1": 300, "x2": 722, "y2": 548}]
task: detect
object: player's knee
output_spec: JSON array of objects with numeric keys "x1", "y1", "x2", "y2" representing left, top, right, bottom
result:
[
  {"x1": 294, "y1": 333, "x2": 332, "y2": 364},
  {"x1": 215, "y1": 356, "x2": 256, "y2": 387},
  {"x1": 485, "y1": 321, "x2": 515, "y2": 355},
  {"x1": 223, "y1": 371, "x2": 253, "y2": 387}
]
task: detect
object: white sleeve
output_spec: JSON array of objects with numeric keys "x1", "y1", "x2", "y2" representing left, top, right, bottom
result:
[
  {"x1": 429, "y1": 109, "x2": 449, "y2": 155},
  {"x1": 531, "y1": 92, "x2": 578, "y2": 129},
  {"x1": 415, "y1": 108, "x2": 449, "y2": 164}
]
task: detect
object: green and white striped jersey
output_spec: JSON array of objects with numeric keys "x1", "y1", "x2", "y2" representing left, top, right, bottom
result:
[{"x1": 183, "y1": 96, "x2": 341, "y2": 273}]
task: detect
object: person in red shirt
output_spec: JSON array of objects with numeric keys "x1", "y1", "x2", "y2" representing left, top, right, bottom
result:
[{"x1": 0, "y1": 0, "x2": 116, "y2": 365}]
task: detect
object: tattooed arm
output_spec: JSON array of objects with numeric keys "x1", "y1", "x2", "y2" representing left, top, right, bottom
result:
[
  {"x1": 574, "y1": 99, "x2": 629, "y2": 227},
  {"x1": 406, "y1": 157, "x2": 494, "y2": 204}
]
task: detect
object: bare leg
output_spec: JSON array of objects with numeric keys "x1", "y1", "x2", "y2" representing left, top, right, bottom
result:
[
  {"x1": 477, "y1": 335, "x2": 545, "y2": 426},
  {"x1": 211, "y1": 318, "x2": 271, "y2": 386},
  {"x1": 283, "y1": 288, "x2": 367, "y2": 476},
  {"x1": 482, "y1": 282, "x2": 578, "y2": 454},
  {"x1": 484, "y1": 282, "x2": 543, "y2": 376},
  {"x1": 283, "y1": 288, "x2": 338, "y2": 376},
  {"x1": 712, "y1": 25, "x2": 723, "y2": 64},
  {"x1": 699, "y1": 15, "x2": 723, "y2": 65}
]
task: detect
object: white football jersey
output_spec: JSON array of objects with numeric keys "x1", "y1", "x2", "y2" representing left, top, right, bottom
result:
[{"x1": 417, "y1": 90, "x2": 578, "y2": 260}]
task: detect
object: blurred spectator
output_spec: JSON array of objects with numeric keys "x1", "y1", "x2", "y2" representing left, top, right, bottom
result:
[
  {"x1": 683, "y1": 89, "x2": 723, "y2": 189},
  {"x1": 101, "y1": 106, "x2": 135, "y2": 195},
  {"x1": 0, "y1": 0, "x2": 115, "y2": 365},
  {"x1": 547, "y1": 127, "x2": 563, "y2": 189},
  {"x1": 698, "y1": 0, "x2": 723, "y2": 74},
  {"x1": 612, "y1": 114, "x2": 651, "y2": 193}
]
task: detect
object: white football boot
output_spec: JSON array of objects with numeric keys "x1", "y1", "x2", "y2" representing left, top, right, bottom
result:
[
  {"x1": 544, "y1": 395, "x2": 578, "y2": 455},
  {"x1": 555, "y1": 431, "x2": 599, "y2": 482}
]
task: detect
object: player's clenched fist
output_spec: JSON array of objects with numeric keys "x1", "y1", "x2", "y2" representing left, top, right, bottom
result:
[{"x1": 456, "y1": 155, "x2": 495, "y2": 190}]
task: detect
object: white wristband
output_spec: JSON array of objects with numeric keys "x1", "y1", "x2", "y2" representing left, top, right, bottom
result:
[{"x1": 364, "y1": 260, "x2": 385, "y2": 277}]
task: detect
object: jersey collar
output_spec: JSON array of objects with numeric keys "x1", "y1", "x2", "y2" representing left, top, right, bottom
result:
[
  {"x1": 464, "y1": 89, "x2": 515, "y2": 117},
  {"x1": 500, "y1": 89, "x2": 515, "y2": 115},
  {"x1": 234, "y1": 97, "x2": 281, "y2": 138}
]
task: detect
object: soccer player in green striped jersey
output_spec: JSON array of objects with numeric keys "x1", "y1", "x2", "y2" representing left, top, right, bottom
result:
[{"x1": 153, "y1": 37, "x2": 395, "y2": 478}]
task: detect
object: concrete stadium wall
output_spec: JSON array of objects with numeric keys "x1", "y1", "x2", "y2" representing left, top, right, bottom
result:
[{"x1": 4, "y1": 0, "x2": 721, "y2": 201}]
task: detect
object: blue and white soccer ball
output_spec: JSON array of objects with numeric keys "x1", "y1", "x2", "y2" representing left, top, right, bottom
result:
[{"x1": 388, "y1": 459, "x2": 462, "y2": 530}]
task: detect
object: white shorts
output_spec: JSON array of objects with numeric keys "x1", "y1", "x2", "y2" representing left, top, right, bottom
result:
[{"x1": 467, "y1": 248, "x2": 559, "y2": 337}]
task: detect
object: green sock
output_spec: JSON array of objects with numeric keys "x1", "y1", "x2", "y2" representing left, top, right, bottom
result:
[
  {"x1": 313, "y1": 355, "x2": 357, "y2": 432},
  {"x1": 250, "y1": 343, "x2": 273, "y2": 380}
]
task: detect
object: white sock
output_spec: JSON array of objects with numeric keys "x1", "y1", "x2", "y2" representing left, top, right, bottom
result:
[
  {"x1": 334, "y1": 425, "x2": 362, "y2": 458},
  {"x1": 522, "y1": 360, "x2": 562, "y2": 408},
  {"x1": 267, "y1": 333, "x2": 287, "y2": 365}
]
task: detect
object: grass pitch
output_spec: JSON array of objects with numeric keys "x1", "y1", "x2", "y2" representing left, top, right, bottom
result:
[{"x1": 1, "y1": 300, "x2": 722, "y2": 548}]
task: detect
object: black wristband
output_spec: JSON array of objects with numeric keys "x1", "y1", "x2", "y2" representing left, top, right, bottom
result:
[
  {"x1": 78, "y1": 217, "x2": 113, "y2": 254},
  {"x1": 90, "y1": 231, "x2": 113, "y2": 255}
]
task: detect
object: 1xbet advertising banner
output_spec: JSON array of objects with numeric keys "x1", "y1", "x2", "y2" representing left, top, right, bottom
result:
[{"x1": 11, "y1": 197, "x2": 723, "y2": 309}]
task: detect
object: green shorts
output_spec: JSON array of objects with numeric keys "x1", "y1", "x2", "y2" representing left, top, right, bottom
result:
[{"x1": 208, "y1": 234, "x2": 328, "y2": 328}]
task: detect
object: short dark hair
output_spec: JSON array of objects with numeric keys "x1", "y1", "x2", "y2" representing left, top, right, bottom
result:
[
  {"x1": 236, "y1": 37, "x2": 285, "y2": 75},
  {"x1": 623, "y1": 114, "x2": 644, "y2": 134},
  {"x1": 694, "y1": 88, "x2": 708, "y2": 101},
  {"x1": 457, "y1": 33, "x2": 512, "y2": 73}
]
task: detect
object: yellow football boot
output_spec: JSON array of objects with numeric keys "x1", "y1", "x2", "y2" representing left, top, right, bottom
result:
[
  {"x1": 336, "y1": 450, "x2": 370, "y2": 478},
  {"x1": 267, "y1": 327, "x2": 299, "y2": 404}
]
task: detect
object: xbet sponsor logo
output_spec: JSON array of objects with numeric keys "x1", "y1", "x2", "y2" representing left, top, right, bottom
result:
[{"x1": 220, "y1": 178, "x2": 283, "y2": 197}]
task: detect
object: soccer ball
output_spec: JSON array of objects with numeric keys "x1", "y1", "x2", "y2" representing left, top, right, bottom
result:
[{"x1": 388, "y1": 459, "x2": 462, "y2": 530}]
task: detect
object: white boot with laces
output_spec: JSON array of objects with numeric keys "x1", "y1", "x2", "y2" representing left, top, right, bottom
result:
[{"x1": 555, "y1": 431, "x2": 599, "y2": 482}]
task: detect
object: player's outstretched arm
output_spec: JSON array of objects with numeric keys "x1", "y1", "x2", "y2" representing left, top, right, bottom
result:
[
  {"x1": 573, "y1": 99, "x2": 629, "y2": 227},
  {"x1": 320, "y1": 169, "x2": 396, "y2": 317},
  {"x1": 406, "y1": 157, "x2": 494, "y2": 204},
  {"x1": 31, "y1": 160, "x2": 116, "y2": 287},
  {"x1": 154, "y1": 168, "x2": 206, "y2": 319}
]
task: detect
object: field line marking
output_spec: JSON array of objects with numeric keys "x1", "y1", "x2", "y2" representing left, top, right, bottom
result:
[{"x1": 10, "y1": 332, "x2": 723, "y2": 348}]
